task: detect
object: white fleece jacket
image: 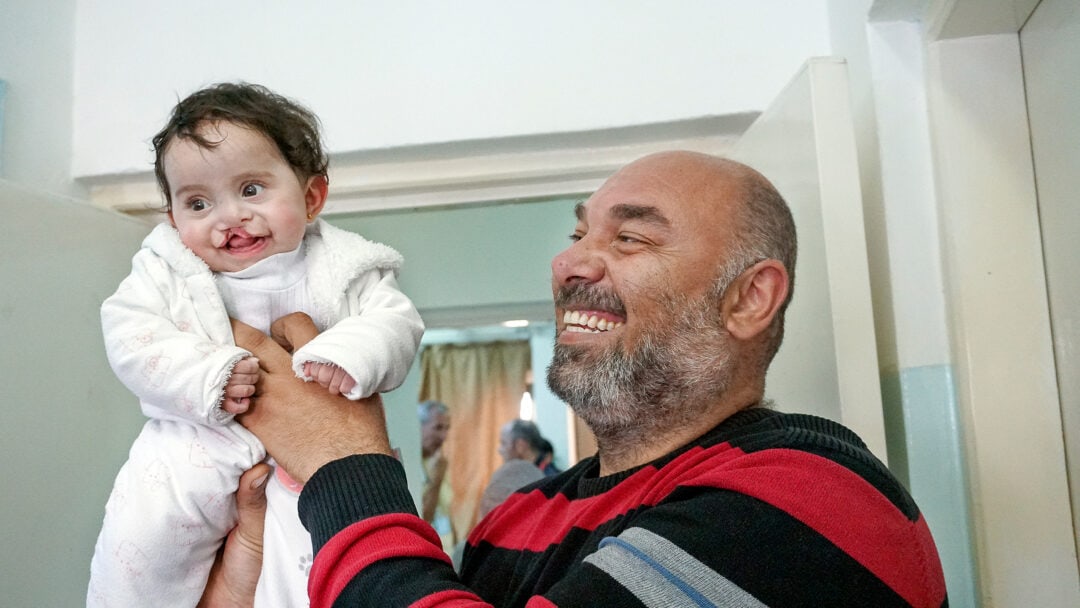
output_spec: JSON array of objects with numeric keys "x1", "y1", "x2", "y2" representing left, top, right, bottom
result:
[{"x1": 88, "y1": 219, "x2": 424, "y2": 607}]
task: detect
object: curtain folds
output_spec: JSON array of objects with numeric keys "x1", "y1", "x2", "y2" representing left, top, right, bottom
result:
[{"x1": 419, "y1": 340, "x2": 531, "y2": 541}]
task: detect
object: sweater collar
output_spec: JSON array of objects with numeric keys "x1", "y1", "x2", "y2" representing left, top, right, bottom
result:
[{"x1": 218, "y1": 245, "x2": 306, "y2": 291}]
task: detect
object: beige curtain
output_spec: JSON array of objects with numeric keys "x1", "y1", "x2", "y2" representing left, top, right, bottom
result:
[{"x1": 419, "y1": 340, "x2": 531, "y2": 541}]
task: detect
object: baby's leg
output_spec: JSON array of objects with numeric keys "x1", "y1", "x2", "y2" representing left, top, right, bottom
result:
[
  {"x1": 256, "y1": 468, "x2": 314, "y2": 607},
  {"x1": 88, "y1": 418, "x2": 264, "y2": 607}
]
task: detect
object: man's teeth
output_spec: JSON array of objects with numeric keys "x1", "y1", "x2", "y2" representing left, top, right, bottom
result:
[{"x1": 563, "y1": 310, "x2": 623, "y2": 332}]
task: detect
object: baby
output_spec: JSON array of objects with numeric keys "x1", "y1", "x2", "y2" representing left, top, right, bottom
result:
[{"x1": 88, "y1": 82, "x2": 424, "y2": 606}]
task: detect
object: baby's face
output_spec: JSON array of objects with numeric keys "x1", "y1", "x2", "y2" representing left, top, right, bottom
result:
[{"x1": 164, "y1": 121, "x2": 321, "y2": 272}]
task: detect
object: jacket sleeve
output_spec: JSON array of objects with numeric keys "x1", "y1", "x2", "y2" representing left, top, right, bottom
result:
[
  {"x1": 292, "y1": 269, "x2": 424, "y2": 398},
  {"x1": 101, "y1": 252, "x2": 250, "y2": 425}
]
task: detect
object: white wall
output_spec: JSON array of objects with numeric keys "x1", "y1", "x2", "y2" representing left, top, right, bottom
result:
[
  {"x1": 0, "y1": 0, "x2": 86, "y2": 198},
  {"x1": 928, "y1": 32, "x2": 1078, "y2": 606},
  {"x1": 70, "y1": 0, "x2": 831, "y2": 178},
  {"x1": 0, "y1": 181, "x2": 150, "y2": 606},
  {"x1": 844, "y1": 9, "x2": 978, "y2": 604},
  {"x1": 1022, "y1": 0, "x2": 1080, "y2": 565}
]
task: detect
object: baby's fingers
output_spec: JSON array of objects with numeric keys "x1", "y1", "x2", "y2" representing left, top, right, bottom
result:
[
  {"x1": 223, "y1": 397, "x2": 250, "y2": 415},
  {"x1": 233, "y1": 357, "x2": 260, "y2": 375},
  {"x1": 225, "y1": 383, "x2": 256, "y2": 400}
]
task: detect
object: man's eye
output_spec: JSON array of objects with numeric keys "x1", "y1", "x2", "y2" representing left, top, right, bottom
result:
[
  {"x1": 616, "y1": 234, "x2": 641, "y2": 244},
  {"x1": 569, "y1": 233, "x2": 583, "y2": 242},
  {"x1": 242, "y1": 183, "x2": 264, "y2": 197}
]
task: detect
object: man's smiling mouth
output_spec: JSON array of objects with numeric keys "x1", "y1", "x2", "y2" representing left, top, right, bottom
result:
[{"x1": 562, "y1": 310, "x2": 624, "y2": 333}]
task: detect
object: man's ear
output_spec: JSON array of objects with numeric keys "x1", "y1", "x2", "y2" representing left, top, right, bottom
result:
[
  {"x1": 720, "y1": 260, "x2": 789, "y2": 341},
  {"x1": 304, "y1": 175, "x2": 329, "y2": 220}
]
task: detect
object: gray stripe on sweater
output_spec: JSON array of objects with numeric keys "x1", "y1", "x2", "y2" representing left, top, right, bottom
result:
[{"x1": 584, "y1": 527, "x2": 769, "y2": 608}]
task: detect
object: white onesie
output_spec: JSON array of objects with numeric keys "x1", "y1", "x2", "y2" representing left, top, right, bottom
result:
[{"x1": 88, "y1": 219, "x2": 424, "y2": 607}]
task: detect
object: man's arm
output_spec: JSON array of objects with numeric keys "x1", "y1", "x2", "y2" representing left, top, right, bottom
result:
[
  {"x1": 201, "y1": 316, "x2": 397, "y2": 606},
  {"x1": 232, "y1": 314, "x2": 393, "y2": 483},
  {"x1": 226, "y1": 316, "x2": 481, "y2": 607},
  {"x1": 420, "y1": 449, "x2": 447, "y2": 523}
]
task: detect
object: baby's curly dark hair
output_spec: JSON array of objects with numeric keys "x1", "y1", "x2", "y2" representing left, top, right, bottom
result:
[{"x1": 152, "y1": 82, "x2": 329, "y2": 210}]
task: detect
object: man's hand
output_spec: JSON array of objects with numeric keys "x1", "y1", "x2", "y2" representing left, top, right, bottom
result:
[
  {"x1": 198, "y1": 463, "x2": 271, "y2": 607},
  {"x1": 231, "y1": 314, "x2": 392, "y2": 484}
]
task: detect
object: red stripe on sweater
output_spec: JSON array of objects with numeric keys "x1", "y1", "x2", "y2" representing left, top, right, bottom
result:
[
  {"x1": 309, "y1": 513, "x2": 453, "y2": 608},
  {"x1": 472, "y1": 442, "x2": 748, "y2": 550},
  {"x1": 409, "y1": 589, "x2": 492, "y2": 607},
  {"x1": 405, "y1": 587, "x2": 559, "y2": 608},
  {"x1": 475, "y1": 443, "x2": 945, "y2": 606},
  {"x1": 700, "y1": 448, "x2": 945, "y2": 606}
]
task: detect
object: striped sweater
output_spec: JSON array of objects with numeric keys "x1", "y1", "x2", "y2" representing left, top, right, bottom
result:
[{"x1": 299, "y1": 408, "x2": 948, "y2": 607}]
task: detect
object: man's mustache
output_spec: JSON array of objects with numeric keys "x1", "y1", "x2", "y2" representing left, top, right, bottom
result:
[{"x1": 554, "y1": 283, "x2": 627, "y2": 317}]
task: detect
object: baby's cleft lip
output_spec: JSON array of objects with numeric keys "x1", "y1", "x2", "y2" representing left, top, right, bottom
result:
[
  {"x1": 218, "y1": 227, "x2": 257, "y2": 250},
  {"x1": 562, "y1": 309, "x2": 625, "y2": 332}
]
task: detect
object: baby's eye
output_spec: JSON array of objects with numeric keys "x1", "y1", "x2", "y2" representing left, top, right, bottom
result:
[
  {"x1": 241, "y1": 183, "x2": 264, "y2": 198},
  {"x1": 188, "y1": 199, "x2": 208, "y2": 212}
]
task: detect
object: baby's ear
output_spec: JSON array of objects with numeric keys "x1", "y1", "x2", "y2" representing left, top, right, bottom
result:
[
  {"x1": 720, "y1": 259, "x2": 789, "y2": 341},
  {"x1": 304, "y1": 175, "x2": 329, "y2": 221}
]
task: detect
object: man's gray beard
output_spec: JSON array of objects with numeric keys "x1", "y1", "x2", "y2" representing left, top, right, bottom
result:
[{"x1": 546, "y1": 289, "x2": 735, "y2": 445}]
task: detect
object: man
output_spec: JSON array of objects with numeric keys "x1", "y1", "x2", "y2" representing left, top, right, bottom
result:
[
  {"x1": 417, "y1": 400, "x2": 451, "y2": 527},
  {"x1": 534, "y1": 437, "x2": 562, "y2": 476},
  {"x1": 498, "y1": 419, "x2": 561, "y2": 475},
  {"x1": 210, "y1": 151, "x2": 948, "y2": 607},
  {"x1": 499, "y1": 419, "x2": 562, "y2": 477}
]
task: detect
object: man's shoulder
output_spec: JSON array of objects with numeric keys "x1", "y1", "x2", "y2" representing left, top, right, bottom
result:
[
  {"x1": 703, "y1": 408, "x2": 870, "y2": 456},
  {"x1": 693, "y1": 408, "x2": 919, "y2": 521}
]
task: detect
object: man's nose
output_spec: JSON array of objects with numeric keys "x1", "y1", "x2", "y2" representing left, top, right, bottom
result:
[{"x1": 552, "y1": 238, "x2": 604, "y2": 286}]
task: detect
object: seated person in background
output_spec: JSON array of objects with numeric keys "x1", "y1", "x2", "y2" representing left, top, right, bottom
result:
[
  {"x1": 88, "y1": 82, "x2": 423, "y2": 607},
  {"x1": 478, "y1": 460, "x2": 545, "y2": 519},
  {"x1": 535, "y1": 437, "x2": 562, "y2": 476},
  {"x1": 497, "y1": 418, "x2": 551, "y2": 473},
  {"x1": 210, "y1": 150, "x2": 948, "y2": 607},
  {"x1": 451, "y1": 458, "x2": 546, "y2": 571}
]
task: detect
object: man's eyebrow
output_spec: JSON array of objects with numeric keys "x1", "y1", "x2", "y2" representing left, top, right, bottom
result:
[
  {"x1": 573, "y1": 202, "x2": 672, "y2": 227},
  {"x1": 609, "y1": 203, "x2": 670, "y2": 226},
  {"x1": 574, "y1": 202, "x2": 586, "y2": 221}
]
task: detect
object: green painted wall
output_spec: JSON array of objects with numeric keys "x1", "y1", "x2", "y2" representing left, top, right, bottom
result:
[{"x1": 329, "y1": 198, "x2": 578, "y2": 314}]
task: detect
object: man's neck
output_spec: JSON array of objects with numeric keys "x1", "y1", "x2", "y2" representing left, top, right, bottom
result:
[{"x1": 595, "y1": 389, "x2": 761, "y2": 476}]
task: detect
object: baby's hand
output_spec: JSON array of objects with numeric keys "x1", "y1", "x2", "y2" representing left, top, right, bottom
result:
[
  {"x1": 223, "y1": 356, "x2": 260, "y2": 415},
  {"x1": 304, "y1": 361, "x2": 357, "y2": 396}
]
